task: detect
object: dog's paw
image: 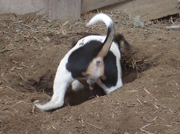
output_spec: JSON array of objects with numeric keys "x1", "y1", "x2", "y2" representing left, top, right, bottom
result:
[
  {"x1": 71, "y1": 80, "x2": 85, "y2": 91},
  {"x1": 34, "y1": 100, "x2": 40, "y2": 105},
  {"x1": 33, "y1": 100, "x2": 45, "y2": 110}
]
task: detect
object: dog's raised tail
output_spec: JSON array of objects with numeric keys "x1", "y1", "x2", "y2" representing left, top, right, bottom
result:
[{"x1": 86, "y1": 13, "x2": 115, "y2": 57}]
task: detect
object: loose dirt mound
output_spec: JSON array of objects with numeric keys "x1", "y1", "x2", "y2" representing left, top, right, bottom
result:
[{"x1": 0, "y1": 11, "x2": 180, "y2": 134}]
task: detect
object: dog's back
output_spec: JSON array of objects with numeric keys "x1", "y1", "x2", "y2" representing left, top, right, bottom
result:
[{"x1": 34, "y1": 13, "x2": 129, "y2": 111}]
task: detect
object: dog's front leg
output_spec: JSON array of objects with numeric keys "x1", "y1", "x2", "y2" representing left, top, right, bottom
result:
[{"x1": 34, "y1": 62, "x2": 74, "y2": 111}]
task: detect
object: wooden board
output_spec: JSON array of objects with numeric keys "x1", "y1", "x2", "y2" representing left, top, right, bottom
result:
[
  {"x1": 81, "y1": 0, "x2": 127, "y2": 13},
  {"x1": 0, "y1": 0, "x2": 131, "y2": 21},
  {"x1": 103, "y1": 0, "x2": 180, "y2": 21},
  {"x1": 49, "y1": 0, "x2": 81, "y2": 21}
]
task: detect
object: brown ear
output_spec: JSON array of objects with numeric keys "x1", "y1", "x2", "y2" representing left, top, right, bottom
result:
[
  {"x1": 114, "y1": 33, "x2": 131, "y2": 51},
  {"x1": 114, "y1": 34, "x2": 124, "y2": 45},
  {"x1": 123, "y1": 39, "x2": 131, "y2": 51}
]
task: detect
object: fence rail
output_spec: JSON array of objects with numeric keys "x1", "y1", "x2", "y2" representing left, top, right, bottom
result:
[{"x1": 0, "y1": 0, "x2": 128, "y2": 21}]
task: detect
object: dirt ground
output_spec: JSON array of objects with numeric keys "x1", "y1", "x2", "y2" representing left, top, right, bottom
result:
[{"x1": 0, "y1": 10, "x2": 180, "y2": 134}]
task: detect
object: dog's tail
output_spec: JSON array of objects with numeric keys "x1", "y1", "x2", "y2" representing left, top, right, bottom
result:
[{"x1": 86, "y1": 13, "x2": 115, "y2": 57}]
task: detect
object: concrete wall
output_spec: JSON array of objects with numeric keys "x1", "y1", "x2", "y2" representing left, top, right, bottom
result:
[
  {"x1": 49, "y1": 0, "x2": 81, "y2": 21},
  {"x1": 0, "y1": 0, "x2": 49, "y2": 15}
]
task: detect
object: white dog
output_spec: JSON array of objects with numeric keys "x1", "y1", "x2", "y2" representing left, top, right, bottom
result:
[{"x1": 34, "y1": 13, "x2": 130, "y2": 111}]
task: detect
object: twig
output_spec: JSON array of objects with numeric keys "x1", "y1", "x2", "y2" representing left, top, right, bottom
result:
[
  {"x1": 140, "y1": 123, "x2": 153, "y2": 134},
  {"x1": 175, "y1": 82, "x2": 179, "y2": 87},
  {"x1": 171, "y1": 121, "x2": 180, "y2": 125},
  {"x1": 144, "y1": 88, "x2": 150, "y2": 94},
  {"x1": 159, "y1": 116, "x2": 167, "y2": 122},
  {"x1": 12, "y1": 100, "x2": 26, "y2": 107},
  {"x1": 22, "y1": 24, "x2": 32, "y2": 29},
  {"x1": 0, "y1": 48, "x2": 14, "y2": 53},
  {"x1": 63, "y1": 21, "x2": 69, "y2": 26},
  {"x1": 144, "y1": 88, "x2": 158, "y2": 101},
  {"x1": 170, "y1": 16, "x2": 174, "y2": 24},
  {"x1": 137, "y1": 98, "x2": 144, "y2": 106},
  {"x1": 154, "y1": 103, "x2": 159, "y2": 109},
  {"x1": 21, "y1": 63, "x2": 29, "y2": 68},
  {"x1": 5, "y1": 86, "x2": 15, "y2": 91},
  {"x1": 140, "y1": 129, "x2": 153, "y2": 134},
  {"x1": 52, "y1": 125, "x2": 56, "y2": 130},
  {"x1": 150, "y1": 116, "x2": 158, "y2": 123},
  {"x1": 33, "y1": 37, "x2": 42, "y2": 43},
  {"x1": 85, "y1": 122, "x2": 102, "y2": 131},
  {"x1": 165, "y1": 25, "x2": 180, "y2": 29},
  {"x1": 19, "y1": 74, "x2": 26, "y2": 81},
  {"x1": 127, "y1": 90, "x2": 137, "y2": 93},
  {"x1": 141, "y1": 123, "x2": 152, "y2": 129}
]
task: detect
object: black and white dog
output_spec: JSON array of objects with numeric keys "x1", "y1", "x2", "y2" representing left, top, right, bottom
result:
[{"x1": 34, "y1": 13, "x2": 130, "y2": 111}]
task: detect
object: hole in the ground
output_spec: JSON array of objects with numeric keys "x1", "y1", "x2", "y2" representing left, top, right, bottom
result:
[
  {"x1": 28, "y1": 70, "x2": 54, "y2": 96},
  {"x1": 29, "y1": 51, "x2": 153, "y2": 107},
  {"x1": 151, "y1": 13, "x2": 180, "y2": 24},
  {"x1": 121, "y1": 52, "x2": 153, "y2": 84}
]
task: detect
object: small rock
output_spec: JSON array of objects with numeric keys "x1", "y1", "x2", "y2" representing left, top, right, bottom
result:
[
  {"x1": 133, "y1": 16, "x2": 145, "y2": 28},
  {"x1": 44, "y1": 36, "x2": 51, "y2": 42}
]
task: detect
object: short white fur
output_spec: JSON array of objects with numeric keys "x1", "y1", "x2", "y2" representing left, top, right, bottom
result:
[{"x1": 34, "y1": 13, "x2": 123, "y2": 111}]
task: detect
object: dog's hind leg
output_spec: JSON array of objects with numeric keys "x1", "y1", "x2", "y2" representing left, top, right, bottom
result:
[
  {"x1": 71, "y1": 80, "x2": 85, "y2": 91},
  {"x1": 34, "y1": 62, "x2": 74, "y2": 111},
  {"x1": 97, "y1": 79, "x2": 123, "y2": 94}
]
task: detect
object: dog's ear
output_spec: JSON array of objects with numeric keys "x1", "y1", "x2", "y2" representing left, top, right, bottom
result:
[
  {"x1": 114, "y1": 34, "x2": 131, "y2": 51},
  {"x1": 123, "y1": 39, "x2": 131, "y2": 52},
  {"x1": 114, "y1": 33, "x2": 124, "y2": 46}
]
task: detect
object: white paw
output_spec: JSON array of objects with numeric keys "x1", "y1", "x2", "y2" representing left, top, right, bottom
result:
[
  {"x1": 33, "y1": 100, "x2": 46, "y2": 111},
  {"x1": 34, "y1": 100, "x2": 40, "y2": 104},
  {"x1": 71, "y1": 80, "x2": 85, "y2": 91}
]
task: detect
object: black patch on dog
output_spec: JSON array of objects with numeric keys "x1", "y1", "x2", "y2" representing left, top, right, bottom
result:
[
  {"x1": 66, "y1": 40, "x2": 104, "y2": 78},
  {"x1": 67, "y1": 41, "x2": 118, "y2": 88},
  {"x1": 67, "y1": 27, "x2": 112, "y2": 79},
  {"x1": 101, "y1": 52, "x2": 118, "y2": 87},
  {"x1": 67, "y1": 28, "x2": 118, "y2": 88}
]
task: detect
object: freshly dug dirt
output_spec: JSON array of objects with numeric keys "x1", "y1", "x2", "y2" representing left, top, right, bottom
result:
[{"x1": 0, "y1": 11, "x2": 180, "y2": 134}]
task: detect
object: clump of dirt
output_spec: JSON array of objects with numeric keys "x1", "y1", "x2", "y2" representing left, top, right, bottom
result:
[{"x1": 0, "y1": 11, "x2": 180, "y2": 134}]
